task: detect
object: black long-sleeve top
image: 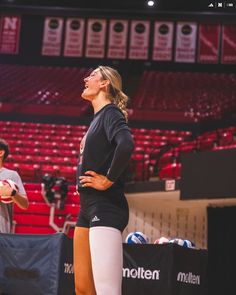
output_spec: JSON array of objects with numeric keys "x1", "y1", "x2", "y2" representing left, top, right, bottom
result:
[{"x1": 77, "y1": 103, "x2": 134, "y2": 196}]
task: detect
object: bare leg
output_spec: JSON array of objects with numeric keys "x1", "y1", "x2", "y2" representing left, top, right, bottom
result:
[{"x1": 73, "y1": 227, "x2": 96, "y2": 295}]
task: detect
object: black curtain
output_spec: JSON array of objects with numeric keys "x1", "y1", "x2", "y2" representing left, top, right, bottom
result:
[{"x1": 207, "y1": 205, "x2": 236, "y2": 295}]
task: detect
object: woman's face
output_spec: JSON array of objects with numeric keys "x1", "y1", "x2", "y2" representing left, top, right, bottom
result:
[{"x1": 81, "y1": 68, "x2": 104, "y2": 101}]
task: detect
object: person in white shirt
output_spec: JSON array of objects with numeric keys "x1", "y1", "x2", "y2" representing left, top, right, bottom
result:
[{"x1": 0, "y1": 138, "x2": 29, "y2": 233}]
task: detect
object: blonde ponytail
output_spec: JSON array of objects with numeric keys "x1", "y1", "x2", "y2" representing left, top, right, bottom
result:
[
  {"x1": 113, "y1": 90, "x2": 129, "y2": 122},
  {"x1": 98, "y1": 66, "x2": 129, "y2": 121}
]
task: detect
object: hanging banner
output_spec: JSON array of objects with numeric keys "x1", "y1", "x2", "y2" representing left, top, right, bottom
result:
[
  {"x1": 85, "y1": 19, "x2": 106, "y2": 58},
  {"x1": 63, "y1": 18, "x2": 85, "y2": 57},
  {"x1": 107, "y1": 19, "x2": 128, "y2": 59},
  {"x1": 198, "y1": 24, "x2": 220, "y2": 64},
  {"x1": 0, "y1": 15, "x2": 21, "y2": 54},
  {"x1": 175, "y1": 22, "x2": 197, "y2": 63},
  {"x1": 128, "y1": 20, "x2": 150, "y2": 60},
  {"x1": 221, "y1": 24, "x2": 236, "y2": 64},
  {"x1": 42, "y1": 17, "x2": 64, "y2": 56},
  {"x1": 152, "y1": 21, "x2": 174, "y2": 61}
]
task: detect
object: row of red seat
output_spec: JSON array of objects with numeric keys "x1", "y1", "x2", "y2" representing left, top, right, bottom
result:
[
  {"x1": 10, "y1": 127, "x2": 236, "y2": 235},
  {"x1": 2, "y1": 121, "x2": 236, "y2": 183},
  {"x1": 14, "y1": 183, "x2": 79, "y2": 236},
  {"x1": 0, "y1": 64, "x2": 91, "y2": 106},
  {"x1": 1, "y1": 65, "x2": 236, "y2": 122},
  {"x1": 1, "y1": 120, "x2": 193, "y2": 182},
  {"x1": 130, "y1": 70, "x2": 236, "y2": 121}
]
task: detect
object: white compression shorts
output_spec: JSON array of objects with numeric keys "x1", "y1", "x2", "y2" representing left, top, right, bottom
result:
[{"x1": 89, "y1": 226, "x2": 123, "y2": 295}]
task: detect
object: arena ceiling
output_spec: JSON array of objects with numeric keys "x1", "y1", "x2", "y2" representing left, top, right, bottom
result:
[{"x1": 0, "y1": 0, "x2": 235, "y2": 12}]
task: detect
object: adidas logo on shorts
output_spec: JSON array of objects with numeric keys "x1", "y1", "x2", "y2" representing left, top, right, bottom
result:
[{"x1": 91, "y1": 215, "x2": 100, "y2": 222}]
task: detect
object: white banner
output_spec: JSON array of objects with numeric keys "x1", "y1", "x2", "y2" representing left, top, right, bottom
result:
[
  {"x1": 42, "y1": 17, "x2": 64, "y2": 56},
  {"x1": 129, "y1": 20, "x2": 150, "y2": 60},
  {"x1": 152, "y1": 21, "x2": 174, "y2": 61},
  {"x1": 107, "y1": 19, "x2": 128, "y2": 59},
  {"x1": 175, "y1": 22, "x2": 197, "y2": 63},
  {"x1": 64, "y1": 18, "x2": 85, "y2": 57},
  {"x1": 0, "y1": 15, "x2": 21, "y2": 54},
  {"x1": 85, "y1": 19, "x2": 106, "y2": 58}
]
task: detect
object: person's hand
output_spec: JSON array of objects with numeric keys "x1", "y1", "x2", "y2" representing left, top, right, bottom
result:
[
  {"x1": 0, "y1": 184, "x2": 12, "y2": 197},
  {"x1": 0, "y1": 184, "x2": 14, "y2": 203},
  {"x1": 79, "y1": 171, "x2": 114, "y2": 191}
]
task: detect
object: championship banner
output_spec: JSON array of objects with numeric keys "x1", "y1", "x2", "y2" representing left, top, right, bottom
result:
[
  {"x1": 63, "y1": 18, "x2": 85, "y2": 57},
  {"x1": 0, "y1": 233, "x2": 75, "y2": 295},
  {"x1": 0, "y1": 15, "x2": 21, "y2": 54},
  {"x1": 152, "y1": 21, "x2": 174, "y2": 61},
  {"x1": 221, "y1": 24, "x2": 236, "y2": 64},
  {"x1": 107, "y1": 19, "x2": 128, "y2": 59},
  {"x1": 128, "y1": 20, "x2": 150, "y2": 60},
  {"x1": 42, "y1": 17, "x2": 64, "y2": 56},
  {"x1": 175, "y1": 22, "x2": 197, "y2": 63},
  {"x1": 85, "y1": 19, "x2": 106, "y2": 58},
  {"x1": 198, "y1": 24, "x2": 220, "y2": 64},
  {"x1": 123, "y1": 243, "x2": 208, "y2": 295}
]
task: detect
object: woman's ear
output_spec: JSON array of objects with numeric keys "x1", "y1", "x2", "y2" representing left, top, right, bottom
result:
[
  {"x1": 0, "y1": 150, "x2": 4, "y2": 159},
  {"x1": 100, "y1": 79, "x2": 110, "y2": 88}
]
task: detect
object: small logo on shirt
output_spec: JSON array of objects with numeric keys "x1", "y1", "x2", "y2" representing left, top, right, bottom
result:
[{"x1": 91, "y1": 215, "x2": 100, "y2": 222}]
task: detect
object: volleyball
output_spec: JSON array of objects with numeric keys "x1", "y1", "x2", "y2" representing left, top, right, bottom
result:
[
  {"x1": 125, "y1": 231, "x2": 149, "y2": 244},
  {"x1": 154, "y1": 236, "x2": 170, "y2": 244},
  {"x1": 169, "y1": 238, "x2": 195, "y2": 248},
  {"x1": 183, "y1": 239, "x2": 196, "y2": 248},
  {"x1": 169, "y1": 238, "x2": 185, "y2": 246},
  {"x1": 0, "y1": 179, "x2": 19, "y2": 204}
]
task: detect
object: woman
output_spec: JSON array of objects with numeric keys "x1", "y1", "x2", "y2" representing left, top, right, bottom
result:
[{"x1": 73, "y1": 66, "x2": 134, "y2": 295}]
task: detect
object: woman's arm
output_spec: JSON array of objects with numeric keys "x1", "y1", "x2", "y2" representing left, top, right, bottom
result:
[
  {"x1": 79, "y1": 129, "x2": 134, "y2": 190},
  {"x1": 0, "y1": 184, "x2": 29, "y2": 209},
  {"x1": 106, "y1": 129, "x2": 134, "y2": 182}
]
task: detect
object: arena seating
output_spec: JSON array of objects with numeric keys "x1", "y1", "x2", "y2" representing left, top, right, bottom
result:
[
  {"x1": 14, "y1": 183, "x2": 79, "y2": 236},
  {"x1": 0, "y1": 64, "x2": 92, "y2": 117},
  {"x1": 130, "y1": 71, "x2": 236, "y2": 122},
  {"x1": 1, "y1": 64, "x2": 236, "y2": 123},
  {"x1": 1, "y1": 121, "x2": 236, "y2": 235},
  {"x1": 1, "y1": 120, "x2": 193, "y2": 182},
  {"x1": 2, "y1": 120, "x2": 236, "y2": 184}
]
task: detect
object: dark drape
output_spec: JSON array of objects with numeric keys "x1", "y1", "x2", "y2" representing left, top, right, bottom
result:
[
  {"x1": 207, "y1": 205, "x2": 236, "y2": 295},
  {"x1": 0, "y1": 233, "x2": 75, "y2": 295}
]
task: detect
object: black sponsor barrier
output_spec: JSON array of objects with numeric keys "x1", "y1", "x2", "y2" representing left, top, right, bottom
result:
[
  {"x1": 0, "y1": 233, "x2": 75, "y2": 295},
  {"x1": 122, "y1": 243, "x2": 208, "y2": 295},
  {"x1": 0, "y1": 233, "x2": 207, "y2": 295}
]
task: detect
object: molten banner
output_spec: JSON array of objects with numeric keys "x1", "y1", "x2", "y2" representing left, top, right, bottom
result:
[{"x1": 122, "y1": 243, "x2": 208, "y2": 295}]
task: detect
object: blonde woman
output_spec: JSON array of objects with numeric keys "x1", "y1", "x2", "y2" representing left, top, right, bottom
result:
[{"x1": 73, "y1": 66, "x2": 134, "y2": 295}]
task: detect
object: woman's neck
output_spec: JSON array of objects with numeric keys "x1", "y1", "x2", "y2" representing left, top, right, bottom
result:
[{"x1": 92, "y1": 96, "x2": 112, "y2": 114}]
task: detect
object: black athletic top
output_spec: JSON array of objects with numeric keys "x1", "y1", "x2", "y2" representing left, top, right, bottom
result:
[{"x1": 76, "y1": 103, "x2": 134, "y2": 196}]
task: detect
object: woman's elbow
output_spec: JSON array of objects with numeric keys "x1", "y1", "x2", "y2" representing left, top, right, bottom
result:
[{"x1": 124, "y1": 139, "x2": 135, "y2": 155}]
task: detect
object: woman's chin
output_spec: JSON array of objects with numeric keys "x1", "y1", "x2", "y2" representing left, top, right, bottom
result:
[{"x1": 81, "y1": 95, "x2": 91, "y2": 102}]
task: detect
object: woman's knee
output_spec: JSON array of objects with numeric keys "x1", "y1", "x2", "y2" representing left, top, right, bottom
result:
[{"x1": 75, "y1": 284, "x2": 96, "y2": 295}]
